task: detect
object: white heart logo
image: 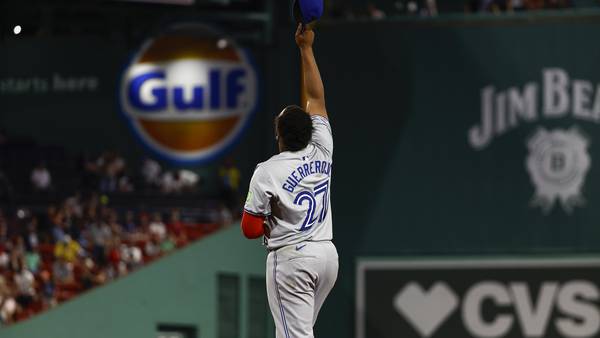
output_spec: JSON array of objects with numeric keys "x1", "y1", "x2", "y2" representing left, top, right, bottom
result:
[{"x1": 393, "y1": 282, "x2": 458, "y2": 338}]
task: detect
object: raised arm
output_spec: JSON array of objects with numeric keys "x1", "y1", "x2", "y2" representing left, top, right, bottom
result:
[{"x1": 295, "y1": 24, "x2": 327, "y2": 118}]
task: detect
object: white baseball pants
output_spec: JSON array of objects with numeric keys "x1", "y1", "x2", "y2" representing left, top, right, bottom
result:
[{"x1": 266, "y1": 240, "x2": 339, "y2": 338}]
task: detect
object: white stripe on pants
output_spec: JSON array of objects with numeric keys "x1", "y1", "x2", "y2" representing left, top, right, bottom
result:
[{"x1": 266, "y1": 241, "x2": 338, "y2": 338}]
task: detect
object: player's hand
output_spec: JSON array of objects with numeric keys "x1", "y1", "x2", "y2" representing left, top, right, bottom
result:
[{"x1": 295, "y1": 24, "x2": 314, "y2": 50}]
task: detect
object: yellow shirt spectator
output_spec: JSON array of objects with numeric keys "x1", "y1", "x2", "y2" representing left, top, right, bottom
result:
[
  {"x1": 54, "y1": 236, "x2": 82, "y2": 263},
  {"x1": 219, "y1": 165, "x2": 240, "y2": 191}
]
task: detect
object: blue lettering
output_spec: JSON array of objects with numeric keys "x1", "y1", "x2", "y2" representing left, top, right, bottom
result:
[
  {"x1": 322, "y1": 161, "x2": 328, "y2": 175},
  {"x1": 303, "y1": 164, "x2": 310, "y2": 175},
  {"x1": 291, "y1": 171, "x2": 301, "y2": 182},
  {"x1": 128, "y1": 71, "x2": 167, "y2": 111},
  {"x1": 128, "y1": 67, "x2": 249, "y2": 112},
  {"x1": 226, "y1": 69, "x2": 246, "y2": 109},
  {"x1": 315, "y1": 161, "x2": 321, "y2": 173},
  {"x1": 309, "y1": 161, "x2": 315, "y2": 174},
  {"x1": 282, "y1": 183, "x2": 294, "y2": 193},
  {"x1": 209, "y1": 69, "x2": 221, "y2": 109},
  {"x1": 173, "y1": 86, "x2": 204, "y2": 110},
  {"x1": 297, "y1": 167, "x2": 305, "y2": 178}
]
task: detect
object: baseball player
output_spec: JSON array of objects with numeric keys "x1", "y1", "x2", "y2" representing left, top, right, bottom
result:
[{"x1": 241, "y1": 25, "x2": 338, "y2": 338}]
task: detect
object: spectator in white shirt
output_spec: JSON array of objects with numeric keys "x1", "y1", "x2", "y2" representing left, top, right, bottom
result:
[
  {"x1": 161, "y1": 171, "x2": 184, "y2": 194},
  {"x1": 149, "y1": 212, "x2": 166, "y2": 240},
  {"x1": 161, "y1": 170, "x2": 200, "y2": 194},
  {"x1": 141, "y1": 158, "x2": 161, "y2": 188},
  {"x1": 31, "y1": 162, "x2": 51, "y2": 191},
  {"x1": 14, "y1": 263, "x2": 36, "y2": 309}
]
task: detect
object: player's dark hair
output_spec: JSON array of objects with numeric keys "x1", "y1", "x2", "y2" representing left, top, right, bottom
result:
[{"x1": 277, "y1": 105, "x2": 313, "y2": 152}]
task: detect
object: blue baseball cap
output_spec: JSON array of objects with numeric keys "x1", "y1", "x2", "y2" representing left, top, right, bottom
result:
[{"x1": 293, "y1": 0, "x2": 323, "y2": 24}]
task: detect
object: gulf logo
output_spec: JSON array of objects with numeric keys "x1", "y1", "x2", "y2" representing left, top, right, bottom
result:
[{"x1": 119, "y1": 24, "x2": 258, "y2": 165}]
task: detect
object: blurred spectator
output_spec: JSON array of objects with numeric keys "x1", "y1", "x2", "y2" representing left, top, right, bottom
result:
[
  {"x1": 149, "y1": 212, "x2": 166, "y2": 240},
  {"x1": 0, "y1": 215, "x2": 8, "y2": 244},
  {"x1": 64, "y1": 192, "x2": 83, "y2": 218},
  {"x1": 0, "y1": 276, "x2": 17, "y2": 325},
  {"x1": 80, "y1": 258, "x2": 106, "y2": 289},
  {"x1": 161, "y1": 170, "x2": 200, "y2": 194},
  {"x1": 107, "y1": 238, "x2": 126, "y2": 278},
  {"x1": 117, "y1": 175, "x2": 134, "y2": 192},
  {"x1": 219, "y1": 159, "x2": 241, "y2": 210},
  {"x1": 160, "y1": 235, "x2": 177, "y2": 253},
  {"x1": 141, "y1": 158, "x2": 161, "y2": 188},
  {"x1": 129, "y1": 246, "x2": 143, "y2": 267},
  {"x1": 120, "y1": 242, "x2": 142, "y2": 271},
  {"x1": 31, "y1": 162, "x2": 52, "y2": 192},
  {"x1": 406, "y1": 1, "x2": 419, "y2": 14},
  {"x1": 51, "y1": 213, "x2": 67, "y2": 243},
  {"x1": 130, "y1": 212, "x2": 151, "y2": 242},
  {"x1": 52, "y1": 257, "x2": 74, "y2": 285},
  {"x1": 12, "y1": 237, "x2": 26, "y2": 261},
  {"x1": 80, "y1": 258, "x2": 96, "y2": 290},
  {"x1": 25, "y1": 251, "x2": 40, "y2": 275},
  {"x1": 425, "y1": 0, "x2": 438, "y2": 15},
  {"x1": 39, "y1": 270, "x2": 56, "y2": 309},
  {"x1": 367, "y1": 2, "x2": 387, "y2": 18},
  {"x1": 107, "y1": 210, "x2": 123, "y2": 238},
  {"x1": 0, "y1": 249, "x2": 9, "y2": 269},
  {"x1": 23, "y1": 217, "x2": 41, "y2": 274},
  {"x1": 98, "y1": 151, "x2": 126, "y2": 192},
  {"x1": 123, "y1": 210, "x2": 137, "y2": 233},
  {"x1": 508, "y1": 0, "x2": 526, "y2": 10},
  {"x1": 88, "y1": 218, "x2": 111, "y2": 266},
  {"x1": 54, "y1": 235, "x2": 83, "y2": 263},
  {"x1": 18, "y1": 230, "x2": 41, "y2": 273},
  {"x1": 180, "y1": 170, "x2": 200, "y2": 190},
  {"x1": 144, "y1": 236, "x2": 161, "y2": 258},
  {"x1": 220, "y1": 204, "x2": 234, "y2": 225},
  {"x1": 161, "y1": 171, "x2": 184, "y2": 194},
  {"x1": 219, "y1": 158, "x2": 241, "y2": 193},
  {"x1": 167, "y1": 209, "x2": 187, "y2": 245},
  {"x1": 14, "y1": 262, "x2": 36, "y2": 309},
  {"x1": 23, "y1": 217, "x2": 39, "y2": 252}
]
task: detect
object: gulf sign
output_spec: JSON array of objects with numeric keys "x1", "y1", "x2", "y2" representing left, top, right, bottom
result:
[{"x1": 119, "y1": 24, "x2": 258, "y2": 165}]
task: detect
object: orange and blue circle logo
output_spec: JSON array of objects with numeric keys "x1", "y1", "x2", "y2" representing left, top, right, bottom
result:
[{"x1": 119, "y1": 24, "x2": 258, "y2": 165}]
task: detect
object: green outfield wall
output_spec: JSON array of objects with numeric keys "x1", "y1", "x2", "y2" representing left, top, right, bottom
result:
[{"x1": 299, "y1": 11, "x2": 600, "y2": 338}]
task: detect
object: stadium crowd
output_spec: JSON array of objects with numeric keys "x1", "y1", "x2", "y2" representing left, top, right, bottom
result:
[
  {"x1": 0, "y1": 135, "x2": 241, "y2": 325},
  {"x1": 0, "y1": 191, "x2": 229, "y2": 325}
]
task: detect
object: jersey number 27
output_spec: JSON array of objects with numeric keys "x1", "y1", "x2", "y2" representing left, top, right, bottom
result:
[{"x1": 293, "y1": 179, "x2": 330, "y2": 232}]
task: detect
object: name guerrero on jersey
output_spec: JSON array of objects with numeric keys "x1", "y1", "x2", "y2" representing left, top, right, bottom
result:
[{"x1": 244, "y1": 115, "x2": 333, "y2": 250}]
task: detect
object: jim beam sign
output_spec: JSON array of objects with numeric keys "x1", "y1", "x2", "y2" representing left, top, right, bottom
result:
[
  {"x1": 467, "y1": 68, "x2": 596, "y2": 214},
  {"x1": 356, "y1": 258, "x2": 600, "y2": 338}
]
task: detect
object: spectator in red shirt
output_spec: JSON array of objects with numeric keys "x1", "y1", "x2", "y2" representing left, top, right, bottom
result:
[{"x1": 167, "y1": 209, "x2": 187, "y2": 246}]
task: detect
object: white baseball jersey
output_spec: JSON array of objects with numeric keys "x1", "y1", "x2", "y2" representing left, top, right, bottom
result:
[{"x1": 244, "y1": 115, "x2": 333, "y2": 250}]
